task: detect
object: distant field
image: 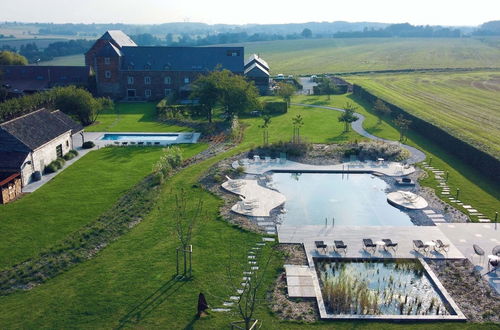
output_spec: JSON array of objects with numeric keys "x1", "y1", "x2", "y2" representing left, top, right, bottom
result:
[
  {"x1": 347, "y1": 71, "x2": 500, "y2": 160},
  {"x1": 37, "y1": 54, "x2": 85, "y2": 66},
  {"x1": 226, "y1": 37, "x2": 500, "y2": 75},
  {"x1": 0, "y1": 38, "x2": 71, "y2": 50}
]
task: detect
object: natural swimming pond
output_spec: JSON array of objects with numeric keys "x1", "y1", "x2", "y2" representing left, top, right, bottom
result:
[
  {"x1": 270, "y1": 172, "x2": 413, "y2": 226},
  {"x1": 315, "y1": 259, "x2": 451, "y2": 316}
]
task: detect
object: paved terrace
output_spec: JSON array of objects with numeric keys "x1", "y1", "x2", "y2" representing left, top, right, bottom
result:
[{"x1": 233, "y1": 159, "x2": 415, "y2": 177}]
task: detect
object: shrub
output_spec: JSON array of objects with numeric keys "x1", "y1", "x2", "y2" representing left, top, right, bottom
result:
[
  {"x1": 63, "y1": 150, "x2": 78, "y2": 160},
  {"x1": 82, "y1": 141, "x2": 95, "y2": 149},
  {"x1": 264, "y1": 101, "x2": 287, "y2": 114},
  {"x1": 44, "y1": 163, "x2": 58, "y2": 174}
]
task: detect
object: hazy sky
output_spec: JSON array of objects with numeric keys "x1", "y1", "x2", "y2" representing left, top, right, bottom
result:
[{"x1": 2, "y1": 0, "x2": 499, "y2": 26}]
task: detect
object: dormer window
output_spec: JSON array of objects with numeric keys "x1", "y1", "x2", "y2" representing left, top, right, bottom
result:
[
  {"x1": 144, "y1": 76, "x2": 151, "y2": 85},
  {"x1": 164, "y1": 76, "x2": 171, "y2": 85},
  {"x1": 104, "y1": 57, "x2": 111, "y2": 64}
]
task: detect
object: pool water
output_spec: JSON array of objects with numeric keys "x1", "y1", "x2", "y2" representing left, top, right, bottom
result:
[
  {"x1": 101, "y1": 133, "x2": 179, "y2": 141},
  {"x1": 270, "y1": 172, "x2": 413, "y2": 226},
  {"x1": 316, "y1": 259, "x2": 450, "y2": 316}
]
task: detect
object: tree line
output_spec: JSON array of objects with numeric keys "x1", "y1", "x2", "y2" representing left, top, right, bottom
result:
[
  {"x1": 333, "y1": 23, "x2": 462, "y2": 38},
  {"x1": 1, "y1": 39, "x2": 94, "y2": 63}
]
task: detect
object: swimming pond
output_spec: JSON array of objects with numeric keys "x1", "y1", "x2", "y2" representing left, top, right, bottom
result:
[{"x1": 270, "y1": 172, "x2": 413, "y2": 226}]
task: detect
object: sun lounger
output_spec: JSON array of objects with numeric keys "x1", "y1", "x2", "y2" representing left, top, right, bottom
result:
[
  {"x1": 315, "y1": 241, "x2": 327, "y2": 253},
  {"x1": 363, "y1": 238, "x2": 376, "y2": 252},
  {"x1": 434, "y1": 239, "x2": 449, "y2": 252},
  {"x1": 334, "y1": 240, "x2": 347, "y2": 254},
  {"x1": 413, "y1": 240, "x2": 428, "y2": 253},
  {"x1": 382, "y1": 239, "x2": 398, "y2": 251}
]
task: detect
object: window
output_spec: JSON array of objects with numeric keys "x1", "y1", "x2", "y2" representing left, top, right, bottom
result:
[
  {"x1": 227, "y1": 50, "x2": 240, "y2": 56},
  {"x1": 56, "y1": 144, "x2": 63, "y2": 158},
  {"x1": 105, "y1": 71, "x2": 111, "y2": 79},
  {"x1": 184, "y1": 77, "x2": 190, "y2": 84},
  {"x1": 164, "y1": 76, "x2": 171, "y2": 85},
  {"x1": 66, "y1": 140, "x2": 69, "y2": 147},
  {"x1": 144, "y1": 76, "x2": 151, "y2": 85},
  {"x1": 145, "y1": 89, "x2": 152, "y2": 98},
  {"x1": 127, "y1": 89, "x2": 136, "y2": 98},
  {"x1": 164, "y1": 89, "x2": 172, "y2": 96},
  {"x1": 127, "y1": 76, "x2": 134, "y2": 85},
  {"x1": 104, "y1": 57, "x2": 110, "y2": 64}
]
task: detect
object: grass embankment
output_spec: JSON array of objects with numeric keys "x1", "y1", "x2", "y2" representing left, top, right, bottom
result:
[
  {"x1": 291, "y1": 94, "x2": 500, "y2": 221},
  {"x1": 85, "y1": 102, "x2": 193, "y2": 132},
  {"x1": 347, "y1": 71, "x2": 500, "y2": 161},
  {"x1": 0, "y1": 145, "x2": 206, "y2": 270}
]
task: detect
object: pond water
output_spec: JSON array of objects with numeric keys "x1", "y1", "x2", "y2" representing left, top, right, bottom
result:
[
  {"x1": 270, "y1": 172, "x2": 412, "y2": 226},
  {"x1": 315, "y1": 259, "x2": 450, "y2": 316}
]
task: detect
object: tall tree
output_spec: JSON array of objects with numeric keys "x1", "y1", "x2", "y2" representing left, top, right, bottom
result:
[
  {"x1": 275, "y1": 82, "x2": 296, "y2": 105},
  {"x1": 0, "y1": 51, "x2": 28, "y2": 65},
  {"x1": 373, "y1": 99, "x2": 391, "y2": 124},
  {"x1": 190, "y1": 73, "x2": 219, "y2": 123},
  {"x1": 338, "y1": 102, "x2": 359, "y2": 132},
  {"x1": 393, "y1": 114, "x2": 412, "y2": 141}
]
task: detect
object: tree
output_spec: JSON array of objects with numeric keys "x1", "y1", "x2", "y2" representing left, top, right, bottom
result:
[
  {"x1": 190, "y1": 73, "x2": 219, "y2": 123},
  {"x1": 258, "y1": 115, "x2": 271, "y2": 145},
  {"x1": 373, "y1": 99, "x2": 391, "y2": 124},
  {"x1": 338, "y1": 102, "x2": 359, "y2": 132},
  {"x1": 0, "y1": 50, "x2": 28, "y2": 65},
  {"x1": 393, "y1": 114, "x2": 412, "y2": 141},
  {"x1": 301, "y1": 28, "x2": 313, "y2": 38},
  {"x1": 313, "y1": 77, "x2": 336, "y2": 100},
  {"x1": 275, "y1": 82, "x2": 296, "y2": 105},
  {"x1": 292, "y1": 114, "x2": 304, "y2": 143}
]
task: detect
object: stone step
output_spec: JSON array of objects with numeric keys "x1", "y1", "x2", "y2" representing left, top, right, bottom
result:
[
  {"x1": 248, "y1": 255, "x2": 256, "y2": 259},
  {"x1": 256, "y1": 242, "x2": 266, "y2": 246},
  {"x1": 462, "y1": 205, "x2": 472, "y2": 209},
  {"x1": 262, "y1": 237, "x2": 275, "y2": 242},
  {"x1": 243, "y1": 277, "x2": 251, "y2": 281},
  {"x1": 212, "y1": 308, "x2": 231, "y2": 312},
  {"x1": 467, "y1": 209, "x2": 478, "y2": 213},
  {"x1": 248, "y1": 261, "x2": 257, "y2": 265},
  {"x1": 258, "y1": 221, "x2": 274, "y2": 226},
  {"x1": 479, "y1": 219, "x2": 491, "y2": 223},
  {"x1": 423, "y1": 210, "x2": 436, "y2": 214},
  {"x1": 237, "y1": 288, "x2": 244, "y2": 294},
  {"x1": 266, "y1": 230, "x2": 276, "y2": 235},
  {"x1": 251, "y1": 266, "x2": 259, "y2": 270},
  {"x1": 223, "y1": 301, "x2": 235, "y2": 307},
  {"x1": 243, "y1": 271, "x2": 253, "y2": 275},
  {"x1": 230, "y1": 296, "x2": 240, "y2": 300}
]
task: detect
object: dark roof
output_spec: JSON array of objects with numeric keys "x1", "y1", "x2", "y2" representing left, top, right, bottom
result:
[
  {"x1": 100, "y1": 30, "x2": 137, "y2": 48},
  {"x1": 0, "y1": 128, "x2": 29, "y2": 152},
  {"x1": 244, "y1": 62, "x2": 270, "y2": 77},
  {"x1": 51, "y1": 110, "x2": 83, "y2": 134},
  {"x1": 120, "y1": 46, "x2": 244, "y2": 72},
  {"x1": 244, "y1": 54, "x2": 269, "y2": 71},
  {"x1": 96, "y1": 42, "x2": 122, "y2": 57},
  {"x1": 0, "y1": 65, "x2": 92, "y2": 92},
  {"x1": 0, "y1": 108, "x2": 73, "y2": 151},
  {"x1": 0, "y1": 151, "x2": 28, "y2": 171}
]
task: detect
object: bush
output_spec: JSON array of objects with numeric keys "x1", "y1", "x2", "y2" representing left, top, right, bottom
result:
[
  {"x1": 63, "y1": 150, "x2": 78, "y2": 160},
  {"x1": 264, "y1": 101, "x2": 287, "y2": 114},
  {"x1": 82, "y1": 141, "x2": 95, "y2": 149},
  {"x1": 55, "y1": 157, "x2": 66, "y2": 168},
  {"x1": 44, "y1": 163, "x2": 58, "y2": 174}
]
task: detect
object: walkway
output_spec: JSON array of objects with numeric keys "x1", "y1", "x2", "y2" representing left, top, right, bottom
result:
[{"x1": 291, "y1": 103, "x2": 426, "y2": 164}]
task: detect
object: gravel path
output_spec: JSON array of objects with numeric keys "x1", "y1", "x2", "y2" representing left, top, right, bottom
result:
[{"x1": 292, "y1": 103, "x2": 426, "y2": 164}]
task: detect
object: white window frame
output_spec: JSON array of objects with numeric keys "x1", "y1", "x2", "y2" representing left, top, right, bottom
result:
[
  {"x1": 104, "y1": 57, "x2": 111, "y2": 64},
  {"x1": 164, "y1": 76, "x2": 171, "y2": 85},
  {"x1": 184, "y1": 77, "x2": 190, "y2": 84},
  {"x1": 127, "y1": 76, "x2": 134, "y2": 85},
  {"x1": 105, "y1": 71, "x2": 111, "y2": 79},
  {"x1": 145, "y1": 89, "x2": 152, "y2": 98},
  {"x1": 144, "y1": 76, "x2": 151, "y2": 85}
]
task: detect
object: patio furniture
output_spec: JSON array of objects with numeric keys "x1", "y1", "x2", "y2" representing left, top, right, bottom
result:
[
  {"x1": 488, "y1": 255, "x2": 499, "y2": 271},
  {"x1": 434, "y1": 239, "x2": 450, "y2": 252},
  {"x1": 375, "y1": 240, "x2": 386, "y2": 251},
  {"x1": 493, "y1": 245, "x2": 500, "y2": 257},
  {"x1": 315, "y1": 241, "x2": 327, "y2": 253},
  {"x1": 413, "y1": 240, "x2": 428, "y2": 253},
  {"x1": 473, "y1": 244, "x2": 485, "y2": 262},
  {"x1": 382, "y1": 239, "x2": 398, "y2": 251},
  {"x1": 334, "y1": 240, "x2": 347, "y2": 254},
  {"x1": 363, "y1": 239, "x2": 376, "y2": 252},
  {"x1": 425, "y1": 241, "x2": 437, "y2": 251}
]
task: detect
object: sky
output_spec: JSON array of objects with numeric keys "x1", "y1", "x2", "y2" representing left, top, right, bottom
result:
[{"x1": 1, "y1": 0, "x2": 499, "y2": 26}]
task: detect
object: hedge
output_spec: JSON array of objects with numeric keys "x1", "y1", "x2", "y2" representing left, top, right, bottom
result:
[{"x1": 264, "y1": 101, "x2": 287, "y2": 114}]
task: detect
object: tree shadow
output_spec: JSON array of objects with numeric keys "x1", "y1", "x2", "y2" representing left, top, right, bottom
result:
[{"x1": 116, "y1": 275, "x2": 186, "y2": 329}]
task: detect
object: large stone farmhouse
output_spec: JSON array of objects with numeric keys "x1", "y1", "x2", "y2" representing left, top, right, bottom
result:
[
  {"x1": 0, "y1": 109, "x2": 83, "y2": 195},
  {"x1": 85, "y1": 30, "x2": 269, "y2": 100}
]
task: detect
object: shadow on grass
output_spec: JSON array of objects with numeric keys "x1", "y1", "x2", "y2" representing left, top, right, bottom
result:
[
  {"x1": 116, "y1": 275, "x2": 187, "y2": 329},
  {"x1": 326, "y1": 132, "x2": 354, "y2": 143}
]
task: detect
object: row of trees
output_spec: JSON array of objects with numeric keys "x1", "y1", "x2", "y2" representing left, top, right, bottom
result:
[
  {"x1": 6, "y1": 39, "x2": 95, "y2": 63},
  {"x1": 0, "y1": 86, "x2": 113, "y2": 125}
]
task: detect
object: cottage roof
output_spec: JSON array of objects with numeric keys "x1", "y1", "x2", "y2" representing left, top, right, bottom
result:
[
  {"x1": 244, "y1": 54, "x2": 269, "y2": 71},
  {"x1": 100, "y1": 30, "x2": 137, "y2": 48},
  {"x1": 0, "y1": 65, "x2": 91, "y2": 93},
  {"x1": 0, "y1": 152, "x2": 28, "y2": 171},
  {"x1": 120, "y1": 46, "x2": 244, "y2": 72},
  {"x1": 0, "y1": 109, "x2": 74, "y2": 151},
  {"x1": 51, "y1": 110, "x2": 84, "y2": 135}
]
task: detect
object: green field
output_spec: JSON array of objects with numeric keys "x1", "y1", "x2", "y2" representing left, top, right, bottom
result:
[
  {"x1": 346, "y1": 71, "x2": 500, "y2": 160},
  {"x1": 237, "y1": 37, "x2": 500, "y2": 75},
  {"x1": 37, "y1": 54, "x2": 85, "y2": 66}
]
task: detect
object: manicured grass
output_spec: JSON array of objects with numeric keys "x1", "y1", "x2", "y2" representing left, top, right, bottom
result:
[
  {"x1": 347, "y1": 71, "x2": 500, "y2": 160},
  {"x1": 0, "y1": 144, "x2": 206, "y2": 270},
  {"x1": 85, "y1": 102, "x2": 193, "y2": 132},
  {"x1": 235, "y1": 37, "x2": 500, "y2": 75},
  {"x1": 292, "y1": 94, "x2": 500, "y2": 221}
]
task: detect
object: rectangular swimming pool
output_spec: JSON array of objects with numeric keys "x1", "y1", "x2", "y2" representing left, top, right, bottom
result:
[
  {"x1": 270, "y1": 172, "x2": 413, "y2": 226},
  {"x1": 101, "y1": 133, "x2": 179, "y2": 141}
]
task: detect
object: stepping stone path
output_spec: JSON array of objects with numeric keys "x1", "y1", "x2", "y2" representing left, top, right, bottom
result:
[
  {"x1": 423, "y1": 209, "x2": 436, "y2": 214},
  {"x1": 213, "y1": 239, "x2": 271, "y2": 313}
]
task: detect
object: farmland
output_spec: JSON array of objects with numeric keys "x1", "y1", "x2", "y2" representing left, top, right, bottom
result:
[
  {"x1": 37, "y1": 54, "x2": 85, "y2": 66},
  {"x1": 347, "y1": 71, "x2": 500, "y2": 160}
]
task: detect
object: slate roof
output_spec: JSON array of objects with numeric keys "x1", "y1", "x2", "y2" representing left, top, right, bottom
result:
[
  {"x1": 244, "y1": 54, "x2": 269, "y2": 71},
  {"x1": 0, "y1": 108, "x2": 74, "y2": 151},
  {"x1": 120, "y1": 46, "x2": 244, "y2": 72},
  {"x1": 0, "y1": 151, "x2": 28, "y2": 171},
  {"x1": 51, "y1": 110, "x2": 84, "y2": 134},
  {"x1": 96, "y1": 42, "x2": 122, "y2": 57},
  {"x1": 0, "y1": 65, "x2": 91, "y2": 92},
  {"x1": 244, "y1": 62, "x2": 270, "y2": 77},
  {"x1": 100, "y1": 30, "x2": 137, "y2": 48}
]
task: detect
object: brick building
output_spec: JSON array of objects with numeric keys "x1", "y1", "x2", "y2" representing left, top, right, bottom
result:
[{"x1": 85, "y1": 30, "x2": 259, "y2": 100}]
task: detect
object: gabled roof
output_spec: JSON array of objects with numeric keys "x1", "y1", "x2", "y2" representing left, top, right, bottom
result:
[
  {"x1": 0, "y1": 109, "x2": 74, "y2": 151},
  {"x1": 120, "y1": 46, "x2": 244, "y2": 72},
  {"x1": 244, "y1": 54, "x2": 269, "y2": 71},
  {"x1": 244, "y1": 62, "x2": 270, "y2": 77},
  {"x1": 100, "y1": 30, "x2": 137, "y2": 48},
  {"x1": 51, "y1": 110, "x2": 83, "y2": 135},
  {"x1": 0, "y1": 152, "x2": 28, "y2": 171},
  {"x1": 96, "y1": 42, "x2": 122, "y2": 57}
]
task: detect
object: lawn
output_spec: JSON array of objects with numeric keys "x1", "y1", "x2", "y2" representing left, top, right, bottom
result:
[
  {"x1": 234, "y1": 37, "x2": 500, "y2": 75},
  {"x1": 85, "y1": 102, "x2": 193, "y2": 132},
  {"x1": 347, "y1": 71, "x2": 500, "y2": 160},
  {"x1": 0, "y1": 144, "x2": 206, "y2": 270}
]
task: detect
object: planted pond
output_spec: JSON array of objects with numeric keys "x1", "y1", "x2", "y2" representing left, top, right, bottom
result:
[{"x1": 315, "y1": 259, "x2": 451, "y2": 316}]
